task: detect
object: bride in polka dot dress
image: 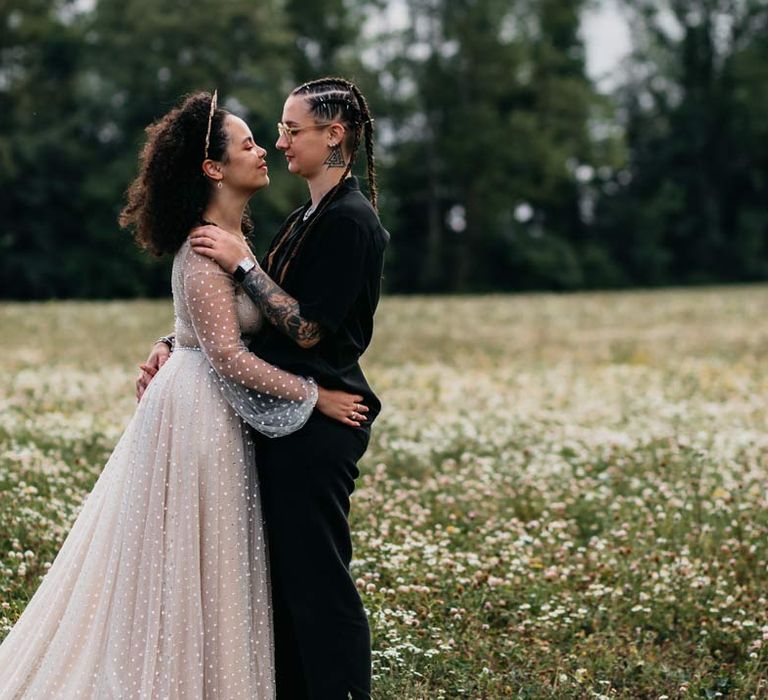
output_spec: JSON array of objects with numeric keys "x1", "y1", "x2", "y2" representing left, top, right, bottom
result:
[{"x1": 0, "y1": 92, "x2": 361, "y2": 699}]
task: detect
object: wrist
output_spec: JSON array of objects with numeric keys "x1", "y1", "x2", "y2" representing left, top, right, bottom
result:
[
  {"x1": 155, "y1": 335, "x2": 174, "y2": 350},
  {"x1": 233, "y1": 257, "x2": 257, "y2": 282}
]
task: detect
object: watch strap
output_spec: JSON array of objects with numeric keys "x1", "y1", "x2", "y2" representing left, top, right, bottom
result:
[{"x1": 233, "y1": 258, "x2": 256, "y2": 282}]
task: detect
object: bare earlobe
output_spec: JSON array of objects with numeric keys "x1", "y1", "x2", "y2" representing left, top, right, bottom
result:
[
  {"x1": 202, "y1": 160, "x2": 222, "y2": 181},
  {"x1": 328, "y1": 123, "x2": 346, "y2": 143}
]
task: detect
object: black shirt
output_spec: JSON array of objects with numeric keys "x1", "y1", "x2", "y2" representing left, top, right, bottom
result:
[{"x1": 250, "y1": 177, "x2": 389, "y2": 424}]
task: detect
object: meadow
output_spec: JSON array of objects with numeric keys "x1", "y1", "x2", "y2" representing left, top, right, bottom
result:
[{"x1": 1, "y1": 288, "x2": 768, "y2": 698}]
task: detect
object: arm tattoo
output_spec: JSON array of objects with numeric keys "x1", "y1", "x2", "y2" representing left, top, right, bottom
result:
[{"x1": 241, "y1": 267, "x2": 324, "y2": 348}]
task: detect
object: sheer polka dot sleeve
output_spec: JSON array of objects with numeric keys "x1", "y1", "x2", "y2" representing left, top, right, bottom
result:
[{"x1": 181, "y1": 245, "x2": 318, "y2": 437}]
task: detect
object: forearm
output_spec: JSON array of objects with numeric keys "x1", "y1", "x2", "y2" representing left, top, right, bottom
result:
[
  {"x1": 240, "y1": 267, "x2": 323, "y2": 348},
  {"x1": 184, "y1": 256, "x2": 316, "y2": 403},
  {"x1": 208, "y1": 345, "x2": 316, "y2": 402}
]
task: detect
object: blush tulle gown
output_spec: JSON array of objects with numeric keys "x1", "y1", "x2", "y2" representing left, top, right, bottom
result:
[{"x1": 0, "y1": 241, "x2": 318, "y2": 699}]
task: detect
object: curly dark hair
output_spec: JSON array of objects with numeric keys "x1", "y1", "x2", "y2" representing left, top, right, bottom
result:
[{"x1": 120, "y1": 91, "x2": 251, "y2": 256}]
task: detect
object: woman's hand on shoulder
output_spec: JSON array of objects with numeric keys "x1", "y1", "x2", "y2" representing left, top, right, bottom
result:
[
  {"x1": 190, "y1": 225, "x2": 253, "y2": 274},
  {"x1": 316, "y1": 388, "x2": 369, "y2": 427}
]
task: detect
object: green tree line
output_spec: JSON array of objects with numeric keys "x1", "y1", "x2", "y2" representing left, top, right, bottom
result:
[{"x1": 1, "y1": 0, "x2": 767, "y2": 298}]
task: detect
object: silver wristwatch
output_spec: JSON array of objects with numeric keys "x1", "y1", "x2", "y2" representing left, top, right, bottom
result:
[
  {"x1": 233, "y1": 257, "x2": 256, "y2": 283},
  {"x1": 155, "y1": 335, "x2": 175, "y2": 351}
]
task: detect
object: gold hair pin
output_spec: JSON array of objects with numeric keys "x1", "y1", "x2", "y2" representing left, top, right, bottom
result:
[{"x1": 204, "y1": 89, "x2": 218, "y2": 160}]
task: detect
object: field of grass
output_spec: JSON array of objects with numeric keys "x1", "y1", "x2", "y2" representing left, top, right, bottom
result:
[{"x1": 2, "y1": 287, "x2": 768, "y2": 698}]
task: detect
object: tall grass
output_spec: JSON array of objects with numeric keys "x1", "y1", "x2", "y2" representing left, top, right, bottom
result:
[{"x1": 2, "y1": 288, "x2": 768, "y2": 698}]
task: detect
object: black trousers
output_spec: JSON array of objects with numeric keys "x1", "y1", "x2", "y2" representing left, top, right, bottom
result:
[{"x1": 255, "y1": 414, "x2": 372, "y2": 700}]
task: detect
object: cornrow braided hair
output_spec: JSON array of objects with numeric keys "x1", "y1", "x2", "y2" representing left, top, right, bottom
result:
[{"x1": 266, "y1": 77, "x2": 378, "y2": 285}]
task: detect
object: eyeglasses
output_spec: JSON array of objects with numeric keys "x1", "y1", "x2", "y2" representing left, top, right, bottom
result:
[
  {"x1": 277, "y1": 121, "x2": 333, "y2": 144},
  {"x1": 204, "y1": 90, "x2": 218, "y2": 160}
]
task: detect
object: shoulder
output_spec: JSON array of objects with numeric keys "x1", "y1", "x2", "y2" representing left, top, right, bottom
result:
[
  {"x1": 181, "y1": 241, "x2": 230, "y2": 279},
  {"x1": 321, "y1": 192, "x2": 388, "y2": 249},
  {"x1": 325, "y1": 188, "x2": 376, "y2": 222}
]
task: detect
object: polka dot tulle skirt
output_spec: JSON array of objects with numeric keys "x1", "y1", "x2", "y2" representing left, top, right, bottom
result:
[
  {"x1": 0, "y1": 241, "x2": 324, "y2": 698},
  {"x1": 0, "y1": 349, "x2": 276, "y2": 699}
]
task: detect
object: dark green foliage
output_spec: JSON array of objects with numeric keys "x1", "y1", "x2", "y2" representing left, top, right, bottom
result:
[
  {"x1": 368, "y1": 0, "x2": 602, "y2": 292},
  {"x1": 593, "y1": 0, "x2": 768, "y2": 287},
  {"x1": 1, "y1": 0, "x2": 297, "y2": 298},
  {"x1": 2, "y1": 0, "x2": 768, "y2": 297}
]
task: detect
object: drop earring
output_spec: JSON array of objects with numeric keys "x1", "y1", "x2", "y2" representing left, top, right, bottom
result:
[
  {"x1": 324, "y1": 143, "x2": 345, "y2": 169},
  {"x1": 217, "y1": 181, "x2": 223, "y2": 189}
]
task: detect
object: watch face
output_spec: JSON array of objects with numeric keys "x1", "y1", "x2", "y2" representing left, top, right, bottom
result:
[{"x1": 235, "y1": 258, "x2": 255, "y2": 281}]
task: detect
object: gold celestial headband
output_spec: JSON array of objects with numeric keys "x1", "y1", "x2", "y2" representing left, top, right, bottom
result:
[{"x1": 203, "y1": 89, "x2": 218, "y2": 160}]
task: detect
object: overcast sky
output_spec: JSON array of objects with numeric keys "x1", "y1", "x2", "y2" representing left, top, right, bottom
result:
[
  {"x1": 366, "y1": 0, "x2": 633, "y2": 90},
  {"x1": 582, "y1": 0, "x2": 632, "y2": 89}
]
